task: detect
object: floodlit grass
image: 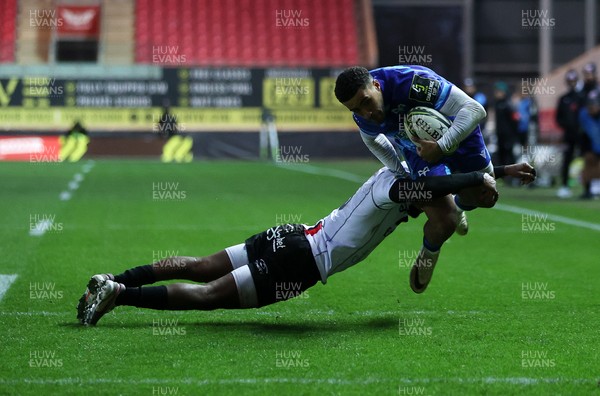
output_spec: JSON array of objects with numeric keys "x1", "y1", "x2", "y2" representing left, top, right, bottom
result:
[{"x1": 1, "y1": 160, "x2": 598, "y2": 395}]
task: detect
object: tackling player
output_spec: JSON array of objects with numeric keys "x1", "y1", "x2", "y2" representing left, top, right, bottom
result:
[
  {"x1": 335, "y1": 65, "x2": 493, "y2": 293},
  {"x1": 77, "y1": 163, "x2": 535, "y2": 325}
]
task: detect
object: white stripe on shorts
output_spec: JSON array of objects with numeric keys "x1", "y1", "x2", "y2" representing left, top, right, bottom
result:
[
  {"x1": 225, "y1": 243, "x2": 249, "y2": 269},
  {"x1": 230, "y1": 266, "x2": 258, "y2": 308}
]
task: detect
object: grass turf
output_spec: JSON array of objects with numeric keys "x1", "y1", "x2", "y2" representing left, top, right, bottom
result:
[{"x1": 0, "y1": 159, "x2": 598, "y2": 395}]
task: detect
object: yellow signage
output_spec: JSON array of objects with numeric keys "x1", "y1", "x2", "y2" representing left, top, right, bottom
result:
[
  {"x1": 319, "y1": 77, "x2": 346, "y2": 109},
  {"x1": 263, "y1": 78, "x2": 315, "y2": 108},
  {"x1": 0, "y1": 107, "x2": 355, "y2": 131}
]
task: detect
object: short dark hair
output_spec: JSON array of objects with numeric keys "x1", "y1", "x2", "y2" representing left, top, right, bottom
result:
[
  {"x1": 334, "y1": 66, "x2": 372, "y2": 103},
  {"x1": 587, "y1": 89, "x2": 600, "y2": 106},
  {"x1": 584, "y1": 62, "x2": 597, "y2": 74}
]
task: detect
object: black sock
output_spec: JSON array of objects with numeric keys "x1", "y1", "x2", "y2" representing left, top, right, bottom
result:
[
  {"x1": 115, "y1": 286, "x2": 168, "y2": 310},
  {"x1": 585, "y1": 182, "x2": 592, "y2": 195},
  {"x1": 114, "y1": 265, "x2": 156, "y2": 287}
]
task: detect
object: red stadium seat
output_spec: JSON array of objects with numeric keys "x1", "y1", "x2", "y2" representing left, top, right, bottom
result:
[
  {"x1": 134, "y1": 0, "x2": 361, "y2": 66},
  {"x1": 0, "y1": 0, "x2": 17, "y2": 63}
]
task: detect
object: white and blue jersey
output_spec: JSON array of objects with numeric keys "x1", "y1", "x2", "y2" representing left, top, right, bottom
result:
[{"x1": 355, "y1": 65, "x2": 491, "y2": 178}]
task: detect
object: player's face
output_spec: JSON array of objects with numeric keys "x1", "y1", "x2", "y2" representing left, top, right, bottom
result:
[
  {"x1": 343, "y1": 80, "x2": 385, "y2": 123},
  {"x1": 583, "y1": 71, "x2": 596, "y2": 84}
]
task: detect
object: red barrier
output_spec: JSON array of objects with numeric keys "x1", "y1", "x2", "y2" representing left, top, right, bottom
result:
[{"x1": 0, "y1": 136, "x2": 61, "y2": 161}]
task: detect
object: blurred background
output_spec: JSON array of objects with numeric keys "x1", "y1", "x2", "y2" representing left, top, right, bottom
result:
[{"x1": 0, "y1": 0, "x2": 599, "y2": 194}]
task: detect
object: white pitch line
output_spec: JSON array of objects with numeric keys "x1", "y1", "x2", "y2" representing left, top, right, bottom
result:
[
  {"x1": 81, "y1": 160, "x2": 95, "y2": 174},
  {"x1": 275, "y1": 163, "x2": 365, "y2": 183},
  {"x1": 0, "y1": 376, "x2": 593, "y2": 386},
  {"x1": 0, "y1": 274, "x2": 17, "y2": 302},
  {"x1": 0, "y1": 274, "x2": 17, "y2": 301},
  {"x1": 28, "y1": 219, "x2": 53, "y2": 237},
  {"x1": 59, "y1": 191, "x2": 72, "y2": 201},
  {"x1": 44, "y1": 163, "x2": 94, "y2": 227},
  {"x1": 494, "y1": 203, "x2": 600, "y2": 232},
  {"x1": 276, "y1": 163, "x2": 600, "y2": 232},
  {"x1": 0, "y1": 309, "x2": 487, "y2": 317}
]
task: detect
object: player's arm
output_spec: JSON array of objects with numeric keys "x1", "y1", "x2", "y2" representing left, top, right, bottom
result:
[
  {"x1": 360, "y1": 131, "x2": 409, "y2": 177},
  {"x1": 436, "y1": 86, "x2": 487, "y2": 154},
  {"x1": 494, "y1": 163, "x2": 537, "y2": 185},
  {"x1": 389, "y1": 171, "x2": 497, "y2": 207},
  {"x1": 388, "y1": 162, "x2": 536, "y2": 207}
]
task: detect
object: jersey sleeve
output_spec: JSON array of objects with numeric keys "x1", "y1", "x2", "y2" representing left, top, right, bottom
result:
[
  {"x1": 360, "y1": 131, "x2": 409, "y2": 177},
  {"x1": 370, "y1": 168, "x2": 402, "y2": 209},
  {"x1": 353, "y1": 113, "x2": 381, "y2": 135},
  {"x1": 437, "y1": 85, "x2": 487, "y2": 153}
]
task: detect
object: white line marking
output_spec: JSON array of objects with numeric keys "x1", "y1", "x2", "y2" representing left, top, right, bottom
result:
[
  {"x1": 28, "y1": 219, "x2": 53, "y2": 237},
  {"x1": 0, "y1": 309, "x2": 486, "y2": 317},
  {"x1": 82, "y1": 160, "x2": 95, "y2": 173},
  {"x1": 0, "y1": 377, "x2": 593, "y2": 386},
  {"x1": 0, "y1": 274, "x2": 17, "y2": 302},
  {"x1": 275, "y1": 163, "x2": 365, "y2": 183},
  {"x1": 59, "y1": 191, "x2": 71, "y2": 201},
  {"x1": 276, "y1": 163, "x2": 600, "y2": 232},
  {"x1": 0, "y1": 311, "x2": 68, "y2": 316},
  {"x1": 494, "y1": 203, "x2": 600, "y2": 232}
]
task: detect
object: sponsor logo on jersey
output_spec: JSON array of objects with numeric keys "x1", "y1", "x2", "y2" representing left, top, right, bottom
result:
[{"x1": 409, "y1": 75, "x2": 440, "y2": 105}]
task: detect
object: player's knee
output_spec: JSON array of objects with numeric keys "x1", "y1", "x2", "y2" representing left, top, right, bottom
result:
[
  {"x1": 433, "y1": 209, "x2": 459, "y2": 232},
  {"x1": 181, "y1": 256, "x2": 212, "y2": 280},
  {"x1": 441, "y1": 212, "x2": 459, "y2": 234},
  {"x1": 189, "y1": 256, "x2": 207, "y2": 270},
  {"x1": 200, "y1": 283, "x2": 223, "y2": 310}
]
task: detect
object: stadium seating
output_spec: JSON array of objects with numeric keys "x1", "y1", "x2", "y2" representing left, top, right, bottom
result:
[
  {"x1": 0, "y1": 0, "x2": 17, "y2": 62},
  {"x1": 135, "y1": 0, "x2": 361, "y2": 67},
  {"x1": 102, "y1": 0, "x2": 135, "y2": 64},
  {"x1": 16, "y1": 0, "x2": 52, "y2": 64}
]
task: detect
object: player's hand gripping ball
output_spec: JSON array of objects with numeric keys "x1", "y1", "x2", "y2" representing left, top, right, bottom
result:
[{"x1": 403, "y1": 106, "x2": 458, "y2": 155}]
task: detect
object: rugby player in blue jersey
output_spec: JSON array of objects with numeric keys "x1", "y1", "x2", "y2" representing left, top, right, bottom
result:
[{"x1": 335, "y1": 66, "x2": 493, "y2": 293}]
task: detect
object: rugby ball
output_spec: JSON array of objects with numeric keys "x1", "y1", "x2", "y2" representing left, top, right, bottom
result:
[{"x1": 403, "y1": 106, "x2": 457, "y2": 153}]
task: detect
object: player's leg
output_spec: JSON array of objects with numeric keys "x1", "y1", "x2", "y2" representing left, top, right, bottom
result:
[
  {"x1": 557, "y1": 141, "x2": 575, "y2": 198},
  {"x1": 77, "y1": 244, "x2": 247, "y2": 322},
  {"x1": 79, "y1": 247, "x2": 239, "y2": 309},
  {"x1": 115, "y1": 250, "x2": 248, "y2": 311},
  {"x1": 81, "y1": 244, "x2": 260, "y2": 325},
  {"x1": 109, "y1": 248, "x2": 238, "y2": 287},
  {"x1": 410, "y1": 194, "x2": 458, "y2": 293},
  {"x1": 580, "y1": 134, "x2": 593, "y2": 198},
  {"x1": 76, "y1": 248, "x2": 239, "y2": 321},
  {"x1": 79, "y1": 226, "x2": 321, "y2": 324},
  {"x1": 164, "y1": 276, "x2": 241, "y2": 309},
  {"x1": 581, "y1": 151, "x2": 600, "y2": 198},
  {"x1": 82, "y1": 269, "x2": 254, "y2": 325},
  {"x1": 402, "y1": 152, "x2": 458, "y2": 293}
]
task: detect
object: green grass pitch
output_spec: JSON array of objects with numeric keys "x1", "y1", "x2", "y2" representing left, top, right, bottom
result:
[{"x1": 0, "y1": 159, "x2": 598, "y2": 395}]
